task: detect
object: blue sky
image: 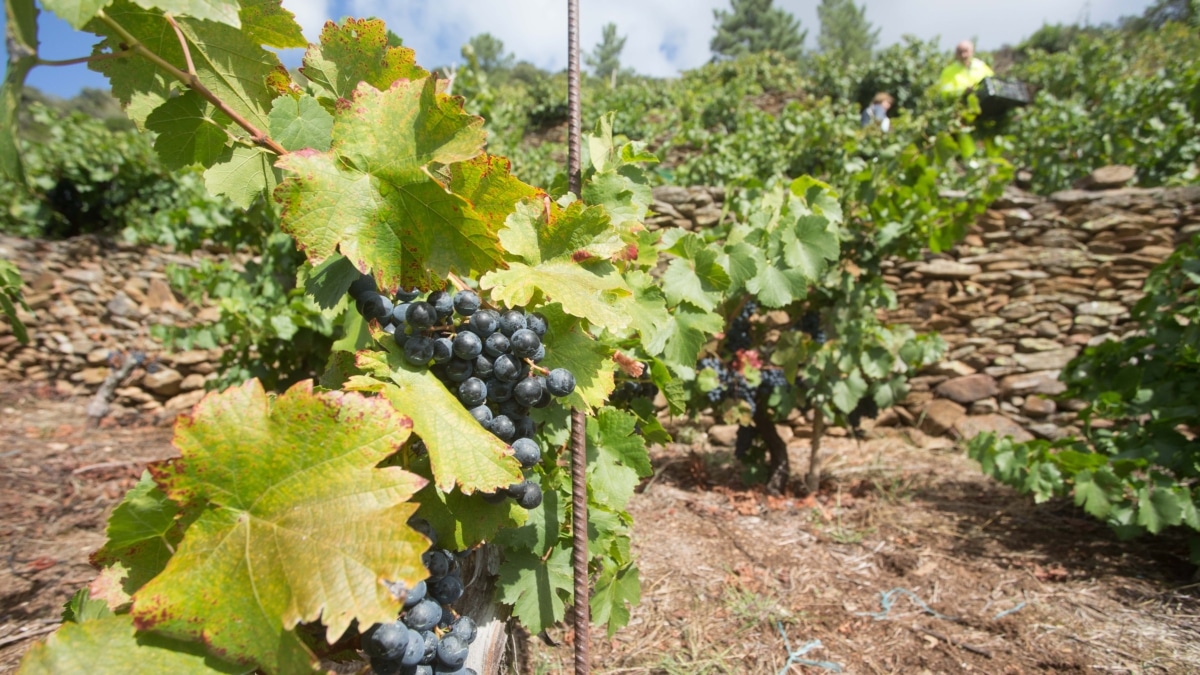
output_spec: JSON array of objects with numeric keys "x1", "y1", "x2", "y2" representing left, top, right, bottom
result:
[{"x1": 2, "y1": 0, "x2": 1158, "y2": 99}]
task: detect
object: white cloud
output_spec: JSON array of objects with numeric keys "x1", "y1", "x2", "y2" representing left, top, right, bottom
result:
[{"x1": 280, "y1": 0, "x2": 1157, "y2": 77}]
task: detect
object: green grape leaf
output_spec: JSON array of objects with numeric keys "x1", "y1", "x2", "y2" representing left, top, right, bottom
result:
[
  {"x1": 88, "y1": 0, "x2": 279, "y2": 133},
  {"x1": 17, "y1": 615, "x2": 248, "y2": 675},
  {"x1": 649, "y1": 358, "x2": 687, "y2": 416},
  {"x1": 238, "y1": 0, "x2": 305, "y2": 48},
  {"x1": 781, "y1": 215, "x2": 839, "y2": 281},
  {"x1": 355, "y1": 350, "x2": 522, "y2": 494},
  {"x1": 1, "y1": 0, "x2": 37, "y2": 181},
  {"x1": 449, "y1": 155, "x2": 543, "y2": 233},
  {"x1": 582, "y1": 171, "x2": 653, "y2": 231},
  {"x1": 131, "y1": 380, "x2": 427, "y2": 675},
  {"x1": 144, "y1": 91, "x2": 232, "y2": 170},
  {"x1": 301, "y1": 18, "x2": 428, "y2": 101},
  {"x1": 623, "y1": 271, "x2": 672, "y2": 353},
  {"x1": 832, "y1": 368, "x2": 868, "y2": 414},
  {"x1": 267, "y1": 94, "x2": 333, "y2": 152},
  {"x1": 720, "y1": 241, "x2": 759, "y2": 291},
  {"x1": 302, "y1": 254, "x2": 358, "y2": 310},
  {"x1": 90, "y1": 471, "x2": 197, "y2": 600},
  {"x1": 497, "y1": 198, "x2": 625, "y2": 265},
  {"x1": 204, "y1": 145, "x2": 277, "y2": 208},
  {"x1": 1072, "y1": 470, "x2": 1113, "y2": 519},
  {"x1": 61, "y1": 588, "x2": 114, "y2": 624},
  {"x1": 646, "y1": 304, "x2": 724, "y2": 375},
  {"x1": 586, "y1": 407, "x2": 651, "y2": 511},
  {"x1": 40, "y1": 0, "x2": 106, "y2": 28},
  {"x1": 276, "y1": 77, "x2": 497, "y2": 291},
  {"x1": 411, "y1": 479, "x2": 526, "y2": 551},
  {"x1": 1137, "y1": 486, "x2": 1184, "y2": 533},
  {"x1": 590, "y1": 560, "x2": 640, "y2": 638},
  {"x1": 745, "y1": 247, "x2": 811, "y2": 308},
  {"x1": 539, "y1": 304, "x2": 614, "y2": 411},
  {"x1": 661, "y1": 249, "x2": 731, "y2": 312},
  {"x1": 332, "y1": 310, "x2": 372, "y2": 353},
  {"x1": 586, "y1": 506, "x2": 630, "y2": 559},
  {"x1": 132, "y1": 0, "x2": 240, "y2": 28},
  {"x1": 497, "y1": 544, "x2": 573, "y2": 635},
  {"x1": 482, "y1": 259, "x2": 633, "y2": 333}
]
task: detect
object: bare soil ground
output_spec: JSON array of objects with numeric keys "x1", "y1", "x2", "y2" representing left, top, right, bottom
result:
[{"x1": 1, "y1": 383, "x2": 1197, "y2": 674}]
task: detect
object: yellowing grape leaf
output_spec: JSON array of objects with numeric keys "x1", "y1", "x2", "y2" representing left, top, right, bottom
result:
[
  {"x1": 17, "y1": 615, "x2": 248, "y2": 675},
  {"x1": 353, "y1": 350, "x2": 523, "y2": 494},
  {"x1": 276, "y1": 77, "x2": 501, "y2": 291},
  {"x1": 238, "y1": 0, "x2": 305, "y2": 48},
  {"x1": 301, "y1": 18, "x2": 428, "y2": 101},
  {"x1": 482, "y1": 260, "x2": 633, "y2": 333},
  {"x1": 409, "y1": 472, "x2": 526, "y2": 551},
  {"x1": 130, "y1": 380, "x2": 427, "y2": 675},
  {"x1": 449, "y1": 155, "x2": 543, "y2": 233}
]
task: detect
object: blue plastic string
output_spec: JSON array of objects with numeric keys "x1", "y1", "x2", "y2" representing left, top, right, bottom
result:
[
  {"x1": 992, "y1": 601, "x2": 1026, "y2": 620},
  {"x1": 856, "y1": 587, "x2": 959, "y2": 622},
  {"x1": 776, "y1": 622, "x2": 844, "y2": 674}
]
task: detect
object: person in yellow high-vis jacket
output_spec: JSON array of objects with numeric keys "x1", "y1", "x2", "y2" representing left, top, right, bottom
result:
[{"x1": 937, "y1": 40, "x2": 993, "y2": 99}]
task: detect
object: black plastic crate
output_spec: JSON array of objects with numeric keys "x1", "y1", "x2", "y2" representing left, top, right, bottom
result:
[{"x1": 978, "y1": 78, "x2": 1032, "y2": 118}]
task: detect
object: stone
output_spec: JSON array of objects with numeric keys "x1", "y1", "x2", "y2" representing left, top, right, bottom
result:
[
  {"x1": 708, "y1": 425, "x2": 738, "y2": 447},
  {"x1": 1022, "y1": 396, "x2": 1057, "y2": 418},
  {"x1": 168, "y1": 349, "x2": 211, "y2": 366},
  {"x1": 934, "y1": 374, "x2": 999, "y2": 404},
  {"x1": 953, "y1": 414, "x2": 1035, "y2": 443},
  {"x1": 1076, "y1": 301, "x2": 1126, "y2": 317},
  {"x1": 1017, "y1": 337, "x2": 1062, "y2": 352},
  {"x1": 969, "y1": 398, "x2": 1000, "y2": 415},
  {"x1": 144, "y1": 278, "x2": 181, "y2": 311},
  {"x1": 142, "y1": 367, "x2": 183, "y2": 397},
  {"x1": 1033, "y1": 320, "x2": 1061, "y2": 338},
  {"x1": 999, "y1": 370, "x2": 1067, "y2": 396},
  {"x1": 75, "y1": 367, "x2": 112, "y2": 386},
  {"x1": 1081, "y1": 165, "x2": 1136, "y2": 190},
  {"x1": 915, "y1": 260, "x2": 982, "y2": 279},
  {"x1": 1013, "y1": 347, "x2": 1080, "y2": 371},
  {"x1": 919, "y1": 399, "x2": 966, "y2": 437},
  {"x1": 106, "y1": 291, "x2": 138, "y2": 318},
  {"x1": 925, "y1": 360, "x2": 977, "y2": 378},
  {"x1": 652, "y1": 186, "x2": 691, "y2": 205},
  {"x1": 970, "y1": 317, "x2": 1005, "y2": 332},
  {"x1": 62, "y1": 268, "x2": 104, "y2": 284},
  {"x1": 180, "y1": 373, "x2": 207, "y2": 392},
  {"x1": 165, "y1": 389, "x2": 206, "y2": 413},
  {"x1": 999, "y1": 303, "x2": 1034, "y2": 320},
  {"x1": 1028, "y1": 423, "x2": 1068, "y2": 440}
]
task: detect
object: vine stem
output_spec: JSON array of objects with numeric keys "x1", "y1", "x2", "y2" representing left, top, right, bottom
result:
[
  {"x1": 95, "y1": 9, "x2": 287, "y2": 157},
  {"x1": 566, "y1": 1, "x2": 590, "y2": 674},
  {"x1": 36, "y1": 49, "x2": 132, "y2": 67}
]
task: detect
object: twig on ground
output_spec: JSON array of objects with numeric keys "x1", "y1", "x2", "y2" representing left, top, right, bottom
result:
[
  {"x1": 0, "y1": 622, "x2": 60, "y2": 649},
  {"x1": 908, "y1": 624, "x2": 993, "y2": 659}
]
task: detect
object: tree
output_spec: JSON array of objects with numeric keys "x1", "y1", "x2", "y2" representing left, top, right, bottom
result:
[
  {"x1": 462, "y1": 32, "x2": 514, "y2": 73},
  {"x1": 586, "y1": 22, "x2": 628, "y2": 88},
  {"x1": 816, "y1": 0, "x2": 880, "y2": 68},
  {"x1": 711, "y1": 0, "x2": 807, "y2": 62}
]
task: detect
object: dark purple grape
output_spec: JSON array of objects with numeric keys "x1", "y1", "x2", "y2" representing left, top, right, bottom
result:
[
  {"x1": 450, "y1": 615, "x2": 477, "y2": 644},
  {"x1": 499, "y1": 310, "x2": 527, "y2": 336},
  {"x1": 439, "y1": 605, "x2": 454, "y2": 628},
  {"x1": 432, "y1": 337, "x2": 454, "y2": 364},
  {"x1": 493, "y1": 354, "x2": 523, "y2": 382},
  {"x1": 363, "y1": 620, "x2": 409, "y2": 659},
  {"x1": 513, "y1": 415, "x2": 537, "y2": 439},
  {"x1": 546, "y1": 368, "x2": 576, "y2": 397},
  {"x1": 452, "y1": 331, "x2": 483, "y2": 360},
  {"x1": 458, "y1": 377, "x2": 487, "y2": 407},
  {"x1": 436, "y1": 634, "x2": 469, "y2": 670},
  {"x1": 406, "y1": 301, "x2": 437, "y2": 329},
  {"x1": 408, "y1": 517, "x2": 437, "y2": 547},
  {"x1": 443, "y1": 358, "x2": 473, "y2": 382},
  {"x1": 473, "y1": 355, "x2": 494, "y2": 379},
  {"x1": 509, "y1": 329, "x2": 541, "y2": 359},
  {"x1": 400, "y1": 627, "x2": 426, "y2": 666},
  {"x1": 348, "y1": 273, "x2": 377, "y2": 301},
  {"x1": 498, "y1": 399, "x2": 529, "y2": 419},
  {"x1": 403, "y1": 579, "x2": 426, "y2": 609},
  {"x1": 428, "y1": 573, "x2": 464, "y2": 604},
  {"x1": 511, "y1": 438, "x2": 540, "y2": 468},
  {"x1": 484, "y1": 332, "x2": 510, "y2": 357},
  {"x1": 480, "y1": 490, "x2": 507, "y2": 504},
  {"x1": 404, "y1": 336, "x2": 435, "y2": 367},
  {"x1": 368, "y1": 656, "x2": 402, "y2": 675},
  {"x1": 516, "y1": 481, "x2": 542, "y2": 509},
  {"x1": 531, "y1": 343, "x2": 545, "y2": 363},
  {"x1": 468, "y1": 309, "x2": 499, "y2": 337},
  {"x1": 404, "y1": 599, "x2": 442, "y2": 632},
  {"x1": 468, "y1": 405, "x2": 492, "y2": 425},
  {"x1": 420, "y1": 631, "x2": 438, "y2": 664},
  {"x1": 395, "y1": 287, "x2": 421, "y2": 302},
  {"x1": 362, "y1": 293, "x2": 394, "y2": 323},
  {"x1": 427, "y1": 290, "x2": 454, "y2": 318},
  {"x1": 532, "y1": 386, "x2": 553, "y2": 408},
  {"x1": 392, "y1": 303, "x2": 411, "y2": 325},
  {"x1": 526, "y1": 312, "x2": 548, "y2": 337},
  {"x1": 453, "y1": 290, "x2": 480, "y2": 316},
  {"x1": 486, "y1": 378, "x2": 515, "y2": 403},
  {"x1": 514, "y1": 376, "x2": 545, "y2": 407},
  {"x1": 488, "y1": 414, "x2": 515, "y2": 441}
]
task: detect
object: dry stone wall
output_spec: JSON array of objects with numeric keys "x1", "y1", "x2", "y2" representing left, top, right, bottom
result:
[{"x1": 2, "y1": 179, "x2": 1198, "y2": 436}]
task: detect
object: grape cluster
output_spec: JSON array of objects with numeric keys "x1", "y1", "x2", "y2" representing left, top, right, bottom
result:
[
  {"x1": 608, "y1": 378, "x2": 659, "y2": 405},
  {"x1": 798, "y1": 311, "x2": 826, "y2": 345},
  {"x1": 697, "y1": 355, "x2": 790, "y2": 416},
  {"x1": 363, "y1": 519, "x2": 478, "y2": 675},
  {"x1": 847, "y1": 396, "x2": 879, "y2": 434},
  {"x1": 724, "y1": 301, "x2": 758, "y2": 352},
  {"x1": 349, "y1": 274, "x2": 577, "y2": 510}
]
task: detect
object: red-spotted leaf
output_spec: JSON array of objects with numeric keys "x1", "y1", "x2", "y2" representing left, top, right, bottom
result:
[
  {"x1": 301, "y1": 18, "x2": 428, "y2": 101},
  {"x1": 129, "y1": 380, "x2": 427, "y2": 674}
]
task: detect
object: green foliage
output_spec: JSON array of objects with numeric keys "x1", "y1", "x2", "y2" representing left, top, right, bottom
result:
[
  {"x1": 711, "y1": 0, "x2": 807, "y2": 62},
  {"x1": 968, "y1": 237, "x2": 1200, "y2": 559},
  {"x1": 0, "y1": 260, "x2": 31, "y2": 344},
  {"x1": 816, "y1": 0, "x2": 879, "y2": 69},
  {"x1": 1006, "y1": 23, "x2": 1200, "y2": 192},
  {"x1": 464, "y1": 32, "x2": 515, "y2": 74}
]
